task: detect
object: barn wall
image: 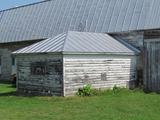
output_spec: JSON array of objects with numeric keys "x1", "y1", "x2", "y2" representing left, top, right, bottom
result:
[
  {"x1": 0, "y1": 49, "x2": 12, "y2": 81},
  {"x1": 0, "y1": 40, "x2": 41, "y2": 51},
  {"x1": 0, "y1": 40, "x2": 42, "y2": 81},
  {"x1": 112, "y1": 31, "x2": 144, "y2": 50},
  {"x1": 16, "y1": 54, "x2": 63, "y2": 96},
  {"x1": 143, "y1": 41, "x2": 160, "y2": 92},
  {"x1": 143, "y1": 30, "x2": 160, "y2": 92},
  {"x1": 63, "y1": 54, "x2": 137, "y2": 96}
]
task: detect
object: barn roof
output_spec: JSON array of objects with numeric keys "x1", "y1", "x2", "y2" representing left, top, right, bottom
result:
[
  {"x1": 13, "y1": 31, "x2": 140, "y2": 55},
  {"x1": 0, "y1": 0, "x2": 159, "y2": 43}
]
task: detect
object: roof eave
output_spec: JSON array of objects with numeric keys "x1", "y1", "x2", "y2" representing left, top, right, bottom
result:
[{"x1": 62, "y1": 51, "x2": 139, "y2": 56}]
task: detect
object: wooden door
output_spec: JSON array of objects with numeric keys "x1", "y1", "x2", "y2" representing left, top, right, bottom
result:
[{"x1": 144, "y1": 41, "x2": 160, "y2": 92}]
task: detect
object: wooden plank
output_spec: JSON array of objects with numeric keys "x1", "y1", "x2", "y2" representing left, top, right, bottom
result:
[
  {"x1": 17, "y1": 54, "x2": 63, "y2": 96},
  {"x1": 64, "y1": 54, "x2": 137, "y2": 95},
  {"x1": 144, "y1": 41, "x2": 160, "y2": 92}
]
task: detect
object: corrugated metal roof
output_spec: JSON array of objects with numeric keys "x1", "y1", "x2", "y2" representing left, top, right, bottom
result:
[
  {"x1": 145, "y1": 0, "x2": 160, "y2": 30},
  {"x1": 13, "y1": 31, "x2": 139, "y2": 55},
  {"x1": 0, "y1": 0, "x2": 158, "y2": 43}
]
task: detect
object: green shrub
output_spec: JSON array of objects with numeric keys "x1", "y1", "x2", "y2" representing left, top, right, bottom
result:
[
  {"x1": 77, "y1": 85, "x2": 106, "y2": 96},
  {"x1": 77, "y1": 84, "x2": 92, "y2": 96},
  {"x1": 77, "y1": 84, "x2": 122, "y2": 96},
  {"x1": 112, "y1": 85, "x2": 121, "y2": 94}
]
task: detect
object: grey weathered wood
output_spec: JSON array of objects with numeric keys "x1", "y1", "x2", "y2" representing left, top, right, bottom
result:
[
  {"x1": 16, "y1": 53, "x2": 138, "y2": 96},
  {"x1": 63, "y1": 54, "x2": 137, "y2": 96},
  {"x1": 16, "y1": 54, "x2": 63, "y2": 96},
  {"x1": 144, "y1": 41, "x2": 160, "y2": 92}
]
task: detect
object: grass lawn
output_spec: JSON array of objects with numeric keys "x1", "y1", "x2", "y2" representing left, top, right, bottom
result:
[{"x1": 0, "y1": 84, "x2": 160, "y2": 120}]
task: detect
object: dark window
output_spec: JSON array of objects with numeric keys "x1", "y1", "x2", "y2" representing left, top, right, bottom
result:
[
  {"x1": 0, "y1": 56, "x2": 1, "y2": 66},
  {"x1": 31, "y1": 62, "x2": 47, "y2": 75},
  {"x1": 12, "y1": 57, "x2": 15, "y2": 66}
]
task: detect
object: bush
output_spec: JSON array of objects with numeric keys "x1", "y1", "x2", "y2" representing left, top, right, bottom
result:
[
  {"x1": 77, "y1": 84, "x2": 122, "y2": 96},
  {"x1": 77, "y1": 84, "x2": 92, "y2": 96},
  {"x1": 112, "y1": 85, "x2": 121, "y2": 94}
]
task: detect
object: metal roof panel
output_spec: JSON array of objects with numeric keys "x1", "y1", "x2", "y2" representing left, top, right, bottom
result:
[
  {"x1": 0, "y1": 0, "x2": 158, "y2": 43},
  {"x1": 13, "y1": 31, "x2": 139, "y2": 55}
]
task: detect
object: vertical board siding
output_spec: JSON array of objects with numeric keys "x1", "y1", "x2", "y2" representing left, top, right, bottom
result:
[
  {"x1": 16, "y1": 54, "x2": 63, "y2": 96},
  {"x1": 64, "y1": 54, "x2": 137, "y2": 96},
  {"x1": 0, "y1": 49, "x2": 12, "y2": 81},
  {"x1": 144, "y1": 41, "x2": 160, "y2": 92}
]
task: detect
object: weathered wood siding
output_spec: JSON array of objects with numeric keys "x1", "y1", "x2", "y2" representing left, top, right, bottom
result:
[
  {"x1": 0, "y1": 49, "x2": 12, "y2": 81},
  {"x1": 16, "y1": 54, "x2": 63, "y2": 96},
  {"x1": 113, "y1": 32, "x2": 144, "y2": 85},
  {"x1": 64, "y1": 54, "x2": 137, "y2": 96},
  {"x1": 112, "y1": 31, "x2": 144, "y2": 50},
  {"x1": 144, "y1": 40, "x2": 160, "y2": 92},
  {"x1": 0, "y1": 40, "x2": 42, "y2": 81}
]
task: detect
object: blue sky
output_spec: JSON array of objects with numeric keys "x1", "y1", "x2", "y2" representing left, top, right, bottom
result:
[{"x1": 0, "y1": 0, "x2": 41, "y2": 10}]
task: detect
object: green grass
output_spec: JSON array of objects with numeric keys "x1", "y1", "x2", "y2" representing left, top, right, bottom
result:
[{"x1": 0, "y1": 84, "x2": 160, "y2": 120}]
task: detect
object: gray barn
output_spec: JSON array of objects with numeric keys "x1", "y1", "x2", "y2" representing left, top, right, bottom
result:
[
  {"x1": 13, "y1": 31, "x2": 139, "y2": 96},
  {"x1": 0, "y1": 0, "x2": 160, "y2": 93}
]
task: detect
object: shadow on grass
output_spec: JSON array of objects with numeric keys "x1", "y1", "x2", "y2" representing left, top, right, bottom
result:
[
  {"x1": 0, "y1": 91, "x2": 44, "y2": 97},
  {"x1": 0, "y1": 91, "x2": 18, "y2": 96},
  {"x1": 0, "y1": 81, "x2": 12, "y2": 84},
  {"x1": 0, "y1": 88, "x2": 57, "y2": 97}
]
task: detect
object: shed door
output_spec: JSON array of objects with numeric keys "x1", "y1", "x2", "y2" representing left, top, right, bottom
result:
[{"x1": 144, "y1": 41, "x2": 160, "y2": 92}]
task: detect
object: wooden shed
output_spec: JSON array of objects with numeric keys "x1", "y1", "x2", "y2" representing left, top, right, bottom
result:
[{"x1": 13, "y1": 31, "x2": 140, "y2": 96}]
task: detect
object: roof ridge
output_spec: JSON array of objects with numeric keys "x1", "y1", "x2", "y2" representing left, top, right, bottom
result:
[
  {"x1": 0, "y1": 0, "x2": 53, "y2": 13},
  {"x1": 62, "y1": 31, "x2": 69, "y2": 52}
]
